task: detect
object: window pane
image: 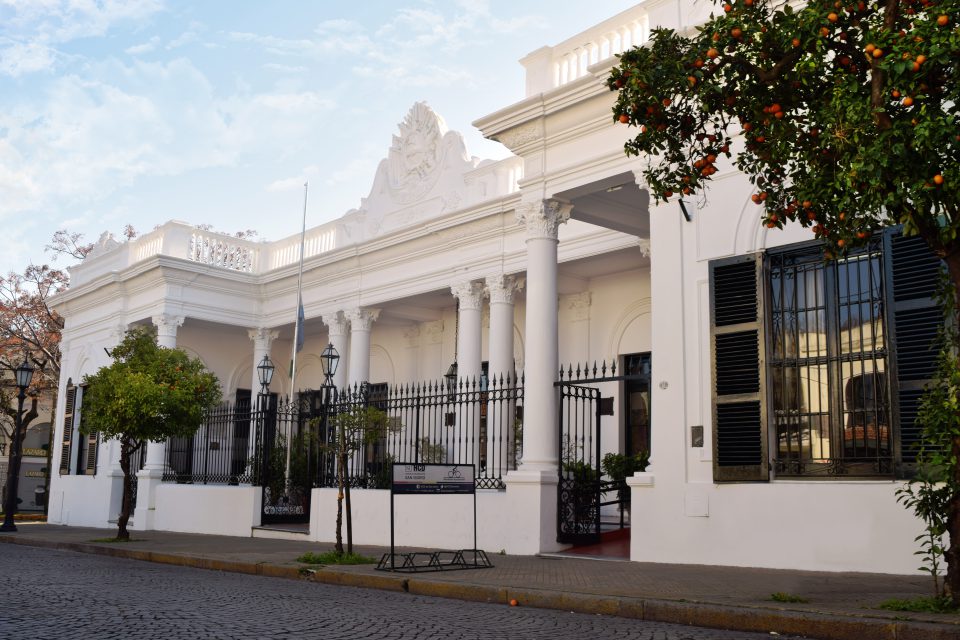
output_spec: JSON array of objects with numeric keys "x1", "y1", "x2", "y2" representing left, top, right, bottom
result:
[{"x1": 770, "y1": 239, "x2": 891, "y2": 477}]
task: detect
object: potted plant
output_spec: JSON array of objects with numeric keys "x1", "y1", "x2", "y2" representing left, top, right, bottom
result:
[{"x1": 602, "y1": 450, "x2": 650, "y2": 516}]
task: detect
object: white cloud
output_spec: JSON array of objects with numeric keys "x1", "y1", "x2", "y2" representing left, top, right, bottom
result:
[
  {"x1": 0, "y1": 0, "x2": 165, "y2": 42},
  {"x1": 125, "y1": 36, "x2": 160, "y2": 55},
  {"x1": 0, "y1": 57, "x2": 338, "y2": 220},
  {"x1": 0, "y1": 40, "x2": 57, "y2": 76},
  {"x1": 261, "y1": 63, "x2": 307, "y2": 74}
]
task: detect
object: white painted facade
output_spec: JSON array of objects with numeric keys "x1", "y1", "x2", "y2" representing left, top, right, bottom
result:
[{"x1": 49, "y1": 1, "x2": 927, "y2": 575}]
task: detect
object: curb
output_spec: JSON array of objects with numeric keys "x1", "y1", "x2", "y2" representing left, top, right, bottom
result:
[{"x1": 1, "y1": 535, "x2": 957, "y2": 640}]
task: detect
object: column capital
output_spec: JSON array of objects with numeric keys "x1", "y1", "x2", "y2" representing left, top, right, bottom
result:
[
  {"x1": 486, "y1": 274, "x2": 525, "y2": 305},
  {"x1": 248, "y1": 327, "x2": 279, "y2": 350},
  {"x1": 152, "y1": 314, "x2": 184, "y2": 338},
  {"x1": 347, "y1": 308, "x2": 380, "y2": 331},
  {"x1": 451, "y1": 281, "x2": 485, "y2": 311},
  {"x1": 631, "y1": 167, "x2": 649, "y2": 190},
  {"x1": 108, "y1": 322, "x2": 128, "y2": 345},
  {"x1": 638, "y1": 237, "x2": 651, "y2": 257},
  {"x1": 515, "y1": 198, "x2": 572, "y2": 241},
  {"x1": 322, "y1": 311, "x2": 349, "y2": 337}
]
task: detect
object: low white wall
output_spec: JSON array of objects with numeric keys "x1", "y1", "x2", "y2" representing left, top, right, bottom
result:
[
  {"x1": 47, "y1": 474, "x2": 121, "y2": 528},
  {"x1": 309, "y1": 488, "x2": 512, "y2": 552},
  {"x1": 630, "y1": 474, "x2": 927, "y2": 575},
  {"x1": 154, "y1": 484, "x2": 260, "y2": 537}
]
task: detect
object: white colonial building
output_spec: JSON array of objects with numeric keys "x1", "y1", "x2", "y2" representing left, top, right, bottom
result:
[{"x1": 49, "y1": 1, "x2": 937, "y2": 575}]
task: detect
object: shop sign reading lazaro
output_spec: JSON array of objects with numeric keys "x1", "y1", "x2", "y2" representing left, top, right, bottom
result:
[{"x1": 391, "y1": 463, "x2": 475, "y2": 495}]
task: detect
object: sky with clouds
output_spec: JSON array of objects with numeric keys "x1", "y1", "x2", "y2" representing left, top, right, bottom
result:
[{"x1": 0, "y1": 0, "x2": 638, "y2": 275}]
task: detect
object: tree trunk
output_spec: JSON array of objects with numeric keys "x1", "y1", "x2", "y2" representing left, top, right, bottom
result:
[
  {"x1": 335, "y1": 439, "x2": 344, "y2": 556},
  {"x1": 345, "y1": 471, "x2": 353, "y2": 555},
  {"x1": 940, "y1": 248, "x2": 960, "y2": 605},
  {"x1": 116, "y1": 439, "x2": 132, "y2": 541}
]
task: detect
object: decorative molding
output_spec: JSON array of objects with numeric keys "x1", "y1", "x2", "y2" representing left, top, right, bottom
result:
[
  {"x1": 423, "y1": 320, "x2": 444, "y2": 344},
  {"x1": 515, "y1": 199, "x2": 572, "y2": 241},
  {"x1": 248, "y1": 327, "x2": 279, "y2": 351},
  {"x1": 451, "y1": 281, "x2": 485, "y2": 311},
  {"x1": 347, "y1": 308, "x2": 380, "y2": 332},
  {"x1": 638, "y1": 237, "x2": 651, "y2": 257},
  {"x1": 562, "y1": 292, "x2": 592, "y2": 322},
  {"x1": 486, "y1": 274, "x2": 525, "y2": 305},
  {"x1": 495, "y1": 120, "x2": 543, "y2": 150},
  {"x1": 85, "y1": 231, "x2": 120, "y2": 260},
  {"x1": 403, "y1": 326, "x2": 421, "y2": 348},
  {"x1": 322, "y1": 311, "x2": 349, "y2": 338},
  {"x1": 431, "y1": 216, "x2": 501, "y2": 244}
]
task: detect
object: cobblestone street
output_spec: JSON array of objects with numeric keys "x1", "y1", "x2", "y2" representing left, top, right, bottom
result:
[{"x1": 0, "y1": 545, "x2": 806, "y2": 639}]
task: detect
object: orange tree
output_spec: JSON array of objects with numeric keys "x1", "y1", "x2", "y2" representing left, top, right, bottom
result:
[
  {"x1": 609, "y1": 0, "x2": 959, "y2": 599},
  {"x1": 80, "y1": 327, "x2": 221, "y2": 540}
]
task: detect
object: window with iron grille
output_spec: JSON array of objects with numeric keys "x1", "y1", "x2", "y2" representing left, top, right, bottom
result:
[
  {"x1": 709, "y1": 229, "x2": 941, "y2": 482},
  {"x1": 768, "y1": 238, "x2": 892, "y2": 477}
]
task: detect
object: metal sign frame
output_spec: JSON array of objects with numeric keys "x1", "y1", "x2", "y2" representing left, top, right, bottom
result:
[{"x1": 378, "y1": 462, "x2": 491, "y2": 572}]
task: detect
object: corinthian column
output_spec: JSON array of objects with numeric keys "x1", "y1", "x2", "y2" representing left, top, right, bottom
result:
[
  {"x1": 486, "y1": 274, "x2": 524, "y2": 476},
  {"x1": 516, "y1": 199, "x2": 570, "y2": 471},
  {"x1": 346, "y1": 308, "x2": 380, "y2": 387},
  {"x1": 322, "y1": 311, "x2": 349, "y2": 391}
]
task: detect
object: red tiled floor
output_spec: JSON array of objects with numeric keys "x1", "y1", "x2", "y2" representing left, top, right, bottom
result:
[{"x1": 558, "y1": 527, "x2": 630, "y2": 559}]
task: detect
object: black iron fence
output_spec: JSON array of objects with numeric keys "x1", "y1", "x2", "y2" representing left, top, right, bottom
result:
[
  {"x1": 162, "y1": 374, "x2": 524, "y2": 492},
  {"x1": 163, "y1": 402, "x2": 257, "y2": 485}
]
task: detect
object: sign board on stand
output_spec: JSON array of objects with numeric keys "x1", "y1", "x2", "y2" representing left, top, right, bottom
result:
[{"x1": 376, "y1": 463, "x2": 492, "y2": 572}]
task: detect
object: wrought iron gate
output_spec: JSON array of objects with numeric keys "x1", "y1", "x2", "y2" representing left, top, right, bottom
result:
[
  {"x1": 258, "y1": 395, "x2": 314, "y2": 525},
  {"x1": 556, "y1": 382, "x2": 601, "y2": 544}
]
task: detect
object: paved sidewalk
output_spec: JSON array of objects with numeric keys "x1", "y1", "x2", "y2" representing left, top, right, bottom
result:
[{"x1": 1, "y1": 524, "x2": 957, "y2": 640}]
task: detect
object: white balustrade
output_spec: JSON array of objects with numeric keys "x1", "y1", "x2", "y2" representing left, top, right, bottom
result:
[{"x1": 523, "y1": 6, "x2": 650, "y2": 96}]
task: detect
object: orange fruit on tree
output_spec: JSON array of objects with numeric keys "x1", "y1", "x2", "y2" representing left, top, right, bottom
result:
[
  {"x1": 707, "y1": 47, "x2": 720, "y2": 59},
  {"x1": 938, "y1": 15, "x2": 949, "y2": 26},
  {"x1": 872, "y1": 48, "x2": 883, "y2": 58},
  {"x1": 828, "y1": 12, "x2": 838, "y2": 22},
  {"x1": 934, "y1": 174, "x2": 944, "y2": 185},
  {"x1": 903, "y1": 96, "x2": 914, "y2": 106},
  {"x1": 619, "y1": 114, "x2": 630, "y2": 124},
  {"x1": 915, "y1": 54, "x2": 926, "y2": 65},
  {"x1": 792, "y1": 37, "x2": 801, "y2": 47},
  {"x1": 731, "y1": 27, "x2": 743, "y2": 38}
]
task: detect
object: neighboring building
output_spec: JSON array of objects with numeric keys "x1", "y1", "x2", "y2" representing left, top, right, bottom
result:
[
  {"x1": 49, "y1": 1, "x2": 937, "y2": 575},
  {"x1": 0, "y1": 382, "x2": 54, "y2": 514}
]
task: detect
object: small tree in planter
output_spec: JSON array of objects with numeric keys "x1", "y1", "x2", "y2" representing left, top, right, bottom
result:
[
  {"x1": 602, "y1": 451, "x2": 651, "y2": 519},
  {"x1": 80, "y1": 327, "x2": 221, "y2": 540},
  {"x1": 315, "y1": 405, "x2": 394, "y2": 556}
]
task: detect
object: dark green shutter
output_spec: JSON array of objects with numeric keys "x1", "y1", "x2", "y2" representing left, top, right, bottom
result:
[
  {"x1": 710, "y1": 254, "x2": 769, "y2": 481},
  {"x1": 885, "y1": 231, "x2": 943, "y2": 466},
  {"x1": 75, "y1": 385, "x2": 98, "y2": 475},
  {"x1": 58, "y1": 383, "x2": 77, "y2": 475}
]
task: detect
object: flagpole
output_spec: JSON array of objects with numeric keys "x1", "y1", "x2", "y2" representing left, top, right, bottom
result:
[{"x1": 290, "y1": 182, "x2": 308, "y2": 401}]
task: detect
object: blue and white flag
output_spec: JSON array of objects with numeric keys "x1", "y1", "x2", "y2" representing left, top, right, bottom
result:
[{"x1": 295, "y1": 301, "x2": 305, "y2": 353}]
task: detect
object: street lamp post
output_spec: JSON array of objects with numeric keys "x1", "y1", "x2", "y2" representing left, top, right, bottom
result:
[
  {"x1": 254, "y1": 355, "x2": 274, "y2": 485},
  {"x1": 1, "y1": 359, "x2": 35, "y2": 532},
  {"x1": 319, "y1": 344, "x2": 339, "y2": 485}
]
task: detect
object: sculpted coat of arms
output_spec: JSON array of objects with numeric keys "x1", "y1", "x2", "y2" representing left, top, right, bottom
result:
[{"x1": 387, "y1": 102, "x2": 447, "y2": 203}]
